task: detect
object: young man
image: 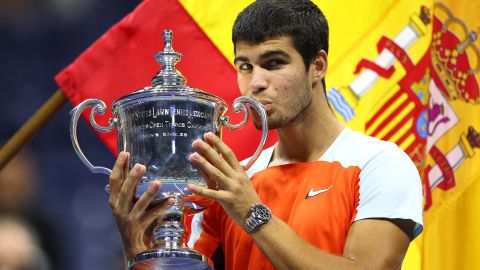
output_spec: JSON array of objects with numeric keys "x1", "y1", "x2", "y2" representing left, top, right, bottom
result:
[{"x1": 108, "y1": 1, "x2": 423, "y2": 269}]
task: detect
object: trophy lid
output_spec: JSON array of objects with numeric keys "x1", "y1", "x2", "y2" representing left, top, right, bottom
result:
[
  {"x1": 112, "y1": 30, "x2": 224, "y2": 109},
  {"x1": 150, "y1": 29, "x2": 187, "y2": 87}
]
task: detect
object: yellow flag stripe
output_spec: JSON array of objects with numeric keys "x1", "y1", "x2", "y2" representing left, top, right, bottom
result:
[
  {"x1": 399, "y1": 133, "x2": 417, "y2": 150},
  {"x1": 375, "y1": 101, "x2": 416, "y2": 139},
  {"x1": 391, "y1": 118, "x2": 414, "y2": 143},
  {"x1": 366, "y1": 92, "x2": 409, "y2": 134}
]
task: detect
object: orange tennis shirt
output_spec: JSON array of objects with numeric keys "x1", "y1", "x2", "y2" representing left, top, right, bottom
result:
[{"x1": 188, "y1": 128, "x2": 423, "y2": 270}]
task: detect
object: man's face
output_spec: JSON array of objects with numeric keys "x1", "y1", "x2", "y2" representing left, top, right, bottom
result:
[{"x1": 234, "y1": 36, "x2": 313, "y2": 130}]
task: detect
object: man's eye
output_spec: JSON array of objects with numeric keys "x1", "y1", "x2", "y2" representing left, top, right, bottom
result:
[
  {"x1": 238, "y1": 63, "x2": 252, "y2": 71},
  {"x1": 265, "y1": 60, "x2": 284, "y2": 69}
]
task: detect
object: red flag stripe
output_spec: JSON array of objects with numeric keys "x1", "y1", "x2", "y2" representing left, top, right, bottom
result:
[
  {"x1": 395, "y1": 124, "x2": 415, "y2": 146},
  {"x1": 368, "y1": 97, "x2": 413, "y2": 137},
  {"x1": 366, "y1": 90, "x2": 404, "y2": 129},
  {"x1": 380, "y1": 109, "x2": 415, "y2": 142}
]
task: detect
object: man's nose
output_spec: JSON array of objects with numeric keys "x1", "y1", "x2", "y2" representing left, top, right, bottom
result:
[{"x1": 249, "y1": 68, "x2": 268, "y2": 93}]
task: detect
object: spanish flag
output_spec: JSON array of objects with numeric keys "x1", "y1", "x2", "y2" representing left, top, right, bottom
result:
[{"x1": 56, "y1": 1, "x2": 480, "y2": 269}]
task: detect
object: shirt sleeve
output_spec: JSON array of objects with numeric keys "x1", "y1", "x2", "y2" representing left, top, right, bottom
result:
[{"x1": 354, "y1": 144, "x2": 424, "y2": 239}]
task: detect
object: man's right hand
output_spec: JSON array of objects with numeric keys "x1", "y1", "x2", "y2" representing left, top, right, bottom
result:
[{"x1": 108, "y1": 151, "x2": 175, "y2": 262}]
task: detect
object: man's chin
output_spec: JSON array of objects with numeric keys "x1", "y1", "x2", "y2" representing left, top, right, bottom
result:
[
  {"x1": 250, "y1": 108, "x2": 277, "y2": 130},
  {"x1": 252, "y1": 117, "x2": 277, "y2": 131}
]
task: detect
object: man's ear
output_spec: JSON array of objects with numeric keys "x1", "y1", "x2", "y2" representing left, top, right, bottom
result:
[{"x1": 312, "y1": 50, "x2": 328, "y2": 82}]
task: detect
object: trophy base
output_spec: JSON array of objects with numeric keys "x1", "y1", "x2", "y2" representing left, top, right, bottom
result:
[{"x1": 130, "y1": 248, "x2": 212, "y2": 270}]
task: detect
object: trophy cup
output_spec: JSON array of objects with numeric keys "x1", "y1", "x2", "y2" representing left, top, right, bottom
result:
[{"x1": 69, "y1": 30, "x2": 268, "y2": 269}]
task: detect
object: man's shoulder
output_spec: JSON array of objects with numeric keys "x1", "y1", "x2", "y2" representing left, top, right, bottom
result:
[{"x1": 320, "y1": 128, "x2": 404, "y2": 169}]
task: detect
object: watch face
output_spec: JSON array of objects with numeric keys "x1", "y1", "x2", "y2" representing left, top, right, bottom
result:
[
  {"x1": 244, "y1": 203, "x2": 272, "y2": 233},
  {"x1": 254, "y1": 204, "x2": 271, "y2": 221}
]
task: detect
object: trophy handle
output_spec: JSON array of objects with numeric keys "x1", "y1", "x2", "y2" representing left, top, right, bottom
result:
[
  {"x1": 220, "y1": 96, "x2": 268, "y2": 170},
  {"x1": 70, "y1": 98, "x2": 117, "y2": 176}
]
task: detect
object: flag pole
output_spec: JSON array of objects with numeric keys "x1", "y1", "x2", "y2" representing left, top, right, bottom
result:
[{"x1": 0, "y1": 89, "x2": 67, "y2": 170}]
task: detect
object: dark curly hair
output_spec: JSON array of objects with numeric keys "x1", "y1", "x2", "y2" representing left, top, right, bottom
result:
[{"x1": 233, "y1": 0, "x2": 329, "y2": 74}]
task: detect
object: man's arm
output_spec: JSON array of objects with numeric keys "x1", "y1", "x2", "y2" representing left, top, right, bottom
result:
[
  {"x1": 249, "y1": 217, "x2": 409, "y2": 270},
  {"x1": 188, "y1": 132, "x2": 412, "y2": 270}
]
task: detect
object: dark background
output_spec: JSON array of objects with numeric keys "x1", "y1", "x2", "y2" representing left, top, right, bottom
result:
[{"x1": 0, "y1": 1, "x2": 140, "y2": 269}]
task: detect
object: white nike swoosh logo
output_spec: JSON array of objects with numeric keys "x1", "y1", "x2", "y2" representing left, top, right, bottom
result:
[{"x1": 305, "y1": 185, "x2": 333, "y2": 199}]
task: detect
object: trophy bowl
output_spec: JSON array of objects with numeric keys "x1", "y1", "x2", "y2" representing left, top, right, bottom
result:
[{"x1": 69, "y1": 30, "x2": 268, "y2": 270}]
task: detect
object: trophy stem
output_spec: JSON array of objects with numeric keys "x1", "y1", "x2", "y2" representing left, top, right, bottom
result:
[
  {"x1": 152, "y1": 196, "x2": 186, "y2": 249},
  {"x1": 130, "y1": 196, "x2": 212, "y2": 270}
]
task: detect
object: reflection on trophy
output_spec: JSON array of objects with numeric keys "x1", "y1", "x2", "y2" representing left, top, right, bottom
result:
[{"x1": 69, "y1": 30, "x2": 268, "y2": 269}]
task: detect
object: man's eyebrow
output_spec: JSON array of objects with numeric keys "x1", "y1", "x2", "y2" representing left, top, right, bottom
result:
[
  {"x1": 233, "y1": 56, "x2": 249, "y2": 65},
  {"x1": 233, "y1": 50, "x2": 291, "y2": 65},
  {"x1": 259, "y1": 50, "x2": 291, "y2": 60}
]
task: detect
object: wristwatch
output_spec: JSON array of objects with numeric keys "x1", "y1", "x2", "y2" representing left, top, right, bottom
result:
[{"x1": 243, "y1": 203, "x2": 272, "y2": 233}]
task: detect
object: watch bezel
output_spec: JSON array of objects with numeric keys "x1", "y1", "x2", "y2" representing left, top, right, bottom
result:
[{"x1": 244, "y1": 203, "x2": 272, "y2": 233}]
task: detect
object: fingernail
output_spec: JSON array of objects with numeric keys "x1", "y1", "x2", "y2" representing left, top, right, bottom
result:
[
  {"x1": 134, "y1": 164, "x2": 142, "y2": 172},
  {"x1": 194, "y1": 139, "x2": 205, "y2": 146},
  {"x1": 206, "y1": 132, "x2": 215, "y2": 140},
  {"x1": 187, "y1": 183, "x2": 198, "y2": 193},
  {"x1": 151, "y1": 181, "x2": 160, "y2": 192},
  {"x1": 190, "y1": 153, "x2": 200, "y2": 161},
  {"x1": 168, "y1": 198, "x2": 175, "y2": 205},
  {"x1": 118, "y1": 152, "x2": 125, "y2": 161}
]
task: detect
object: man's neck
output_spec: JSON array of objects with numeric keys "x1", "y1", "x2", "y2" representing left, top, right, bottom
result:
[{"x1": 269, "y1": 97, "x2": 344, "y2": 166}]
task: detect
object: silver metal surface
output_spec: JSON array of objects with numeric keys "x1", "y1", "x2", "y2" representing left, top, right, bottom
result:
[
  {"x1": 151, "y1": 29, "x2": 186, "y2": 87},
  {"x1": 152, "y1": 197, "x2": 186, "y2": 249},
  {"x1": 114, "y1": 92, "x2": 227, "y2": 200},
  {"x1": 69, "y1": 98, "x2": 116, "y2": 175},
  {"x1": 130, "y1": 249, "x2": 212, "y2": 270},
  {"x1": 221, "y1": 96, "x2": 268, "y2": 170}
]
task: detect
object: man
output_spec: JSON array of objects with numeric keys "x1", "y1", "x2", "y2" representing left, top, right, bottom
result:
[{"x1": 109, "y1": 1, "x2": 423, "y2": 269}]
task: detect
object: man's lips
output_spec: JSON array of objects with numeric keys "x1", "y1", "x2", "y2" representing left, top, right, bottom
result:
[
  {"x1": 257, "y1": 100, "x2": 273, "y2": 111},
  {"x1": 263, "y1": 104, "x2": 273, "y2": 111}
]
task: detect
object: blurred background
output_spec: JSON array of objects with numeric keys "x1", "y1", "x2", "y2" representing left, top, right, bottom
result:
[{"x1": 0, "y1": 1, "x2": 138, "y2": 269}]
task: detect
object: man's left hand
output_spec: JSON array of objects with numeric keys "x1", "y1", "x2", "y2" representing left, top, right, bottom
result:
[{"x1": 187, "y1": 132, "x2": 262, "y2": 226}]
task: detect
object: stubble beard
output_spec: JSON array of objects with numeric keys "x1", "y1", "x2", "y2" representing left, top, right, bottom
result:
[{"x1": 251, "y1": 82, "x2": 312, "y2": 130}]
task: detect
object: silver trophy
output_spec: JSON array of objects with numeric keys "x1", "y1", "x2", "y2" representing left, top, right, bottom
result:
[{"x1": 69, "y1": 30, "x2": 268, "y2": 269}]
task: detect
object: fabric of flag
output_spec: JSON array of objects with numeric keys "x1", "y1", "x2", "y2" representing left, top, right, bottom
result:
[{"x1": 56, "y1": 0, "x2": 480, "y2": 269}]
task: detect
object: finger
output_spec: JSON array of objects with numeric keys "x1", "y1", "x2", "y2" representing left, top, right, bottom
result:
[
  {"x1": 131, "y1": 181, "x2": 161, "y2": 214},
  {"x1": 109, "y1": 151, "x2": 128, "y2": 207},
  {"x1": 204, "y1": 132, "x2": 243, "y2": 172},
  {"x1": 141, "y1": 197, "x2": 176, "y2": 226},
  {"x1": 189, "y1": 152, "x2": 231, "y2": 188},
  {"x1": 190, "y1": 158, "x2": 218, "y2": 190},
  {"x1": 187, "y1": 183, "x2": 224, "y2": 201},
  {"x1": 197, "y1": 168, "x2": 218, "y2": 190},
  {"x1": 118, "y1": 163, "x2": 145, "y2": 212},
  {"x1": 192, "y1": 138, "x2": 234, "y2": 178},
  {"x1": 122, "y1": 152, "x2": 130, "y2": 181}
]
